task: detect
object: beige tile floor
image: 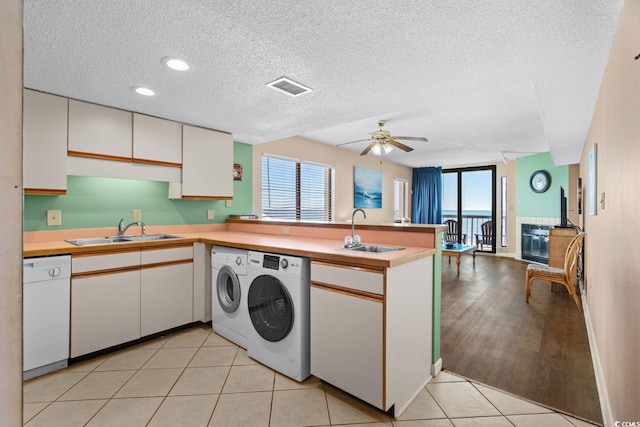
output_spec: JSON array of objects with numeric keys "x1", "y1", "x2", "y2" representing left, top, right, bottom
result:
[{"x1": 23, "y1": 325, "x2": 600, "y2": 426}]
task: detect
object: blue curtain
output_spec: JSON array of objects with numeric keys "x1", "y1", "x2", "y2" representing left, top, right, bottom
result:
[{"x1": 412, "y1": 167, "x2": 442, "y2": 224}]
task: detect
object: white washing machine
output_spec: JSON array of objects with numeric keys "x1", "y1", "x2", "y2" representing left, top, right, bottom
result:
[
  {"x1": 245, "y1": 250, "x2": 310, "y2": 382},
  {"x1": 212, "y1": 246, "x2": 249, "y2": 348}
]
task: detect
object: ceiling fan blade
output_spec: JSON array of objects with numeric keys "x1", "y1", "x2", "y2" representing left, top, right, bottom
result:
[
  {"x1": 360, "y1": 142, "x2": 377, "y2": 155},
  {"x1": 388, "y1": 139, "x2": 414, "y2": 152},
  {"x1": 337, "y1": 138, "x2": 370, "y2": 147},
  {"x1": 393, "y1": 136, "x2": 428, "y2": 142}
]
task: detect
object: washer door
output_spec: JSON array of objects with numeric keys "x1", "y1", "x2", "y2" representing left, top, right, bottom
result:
[
  {"x1": 248, "y1": 274, "x2": 294, "y2": 342},
  {"x1": 216, "y1": 265, "x2": 241, "y2": 313}
]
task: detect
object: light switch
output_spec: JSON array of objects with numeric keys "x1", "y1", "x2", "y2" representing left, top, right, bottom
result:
[
  {"x1": 225, "y1": 200, "x2": 232, "y2": 208},
  {"x1": 133, "y1": 210, "x2": 142, "y2": 221},
  {"x1": 207, "y1": 209, "x2": 215, "y2": 220},
  {"x1": 47, "y1": 210, "x2": 62, "y2": 226}
]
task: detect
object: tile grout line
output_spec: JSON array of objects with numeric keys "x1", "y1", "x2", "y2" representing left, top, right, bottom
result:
[
  {"x1": 423, "y1": 381, "x2": 452, "y2": 421},
  {"x1": 144, "y1": 330, "x2": 211, "y2": 426}
]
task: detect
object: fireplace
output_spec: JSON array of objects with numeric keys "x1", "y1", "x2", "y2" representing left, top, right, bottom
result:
[{"x1": 521, "y1": 224, "x2": 549, "y2": 264}]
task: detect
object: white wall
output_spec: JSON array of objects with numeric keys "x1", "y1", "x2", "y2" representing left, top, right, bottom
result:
[
  {"x1": 0, "y1": 0, "x2": 24, "y2": 424},
  {"x1": 253, "y1": 136, "x2": 413, "y2": 223},
  {"x1": 580, "y1": 0, "x2": 640, "y2": 422}
]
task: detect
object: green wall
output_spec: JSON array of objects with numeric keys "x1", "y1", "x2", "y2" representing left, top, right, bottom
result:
[
  {"x1": 516, "y1": 152, "x2": 568, "y2": 217},
  {"x1": 23, "y1": 142, "x2": 253, "y2": 231}
]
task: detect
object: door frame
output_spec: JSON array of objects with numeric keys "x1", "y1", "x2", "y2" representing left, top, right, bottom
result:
[{"x1": 443, "y1": 165, "x2": 497, "y2": 253}]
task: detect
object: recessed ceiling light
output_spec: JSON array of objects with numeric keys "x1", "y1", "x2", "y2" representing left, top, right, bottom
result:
[
  {"x1": 162, "y1": 57, "x2": 190, "y2": 71},
  {"x1": 131, "y1": 86, "x2": 155, "y2": 96}
]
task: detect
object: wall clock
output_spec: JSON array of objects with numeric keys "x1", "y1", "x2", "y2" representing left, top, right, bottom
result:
[{"x1": 529, "y1": 170, "x2": 551, "y2": 193}]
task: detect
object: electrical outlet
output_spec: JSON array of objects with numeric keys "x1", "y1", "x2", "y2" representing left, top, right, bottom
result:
[
  {"x1": 207, "y1": 209, "x2": 215, "y2": 220},
  {"x1": 282, "y1": 226, "x2": 291, "y2": 235},
  {"x1": 47, "y1": 210, "x2": 62, "y2": 226},
  {"x1": 225, "y1": 200, "x2": 232, "y2": 208},
  {"x1": 133, "y1": 210, "x2": 142, "y2": 221}
]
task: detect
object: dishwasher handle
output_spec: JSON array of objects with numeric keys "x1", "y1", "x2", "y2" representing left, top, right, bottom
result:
[{"x1": 23, "y1": 255, "x2": 71, "y2": 283}]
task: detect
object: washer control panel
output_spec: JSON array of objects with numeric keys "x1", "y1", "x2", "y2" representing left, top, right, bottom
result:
[
  {"x1": 248, "y1": 251, "x2": 306, "y2": 277},
  {"x1": 212, "y1": 246, "x2": 248, "y2": 275}
]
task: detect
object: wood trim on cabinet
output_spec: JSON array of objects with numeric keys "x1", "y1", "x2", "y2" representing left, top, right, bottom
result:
[
  {"x1": 71, "y1": 248, "x2": 141, "y2": 258},
  {"x1": 24, "y1": 188, "x2": 67, "y2": 196},
  {"x1": 382, "y1": 268, "x2": 388, "y2": 410},
  {"x1": 71, "y1": 265, "x2": 140, "y2": 279},
  {"x1": 132, "y1": 157, "x2": 182, "y2": 168},
  {"x1": 311, "y1": 282, "x2": 384, "y2": 303},
  {"x1": 310, "y1": 260, "x2": 385, "y2": 275},
  {"x1": 68, "y1": 150, "x2": 132, "y2": 163},
  {"x1": 140, "y1": 259, "x2": 193, "y2": 270},
  {"x1": 140, "y1": 243, "x2": 193, "y2": 252},
  {"x1": 181, "y1": 195, "x2": 233, "y2": 201}
]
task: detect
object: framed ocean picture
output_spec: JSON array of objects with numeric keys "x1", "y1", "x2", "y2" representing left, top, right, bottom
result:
[{"x1": 354, "y1": 166, "x2": 382, "y2": 209}]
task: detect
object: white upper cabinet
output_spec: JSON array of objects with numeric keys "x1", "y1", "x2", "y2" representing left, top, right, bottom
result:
[
  {"x1": 182, "y1": 124, "x2": 233, "y2": 199},
  {"x1": 68, "y1": 99, "x2": 132, "y2": 161},
  {"x1": 23, "y1": 89, "x2": 68, "y2": 195},
  {"x1": 133, "y1": 113, "x2": 182, "y2": 166}
]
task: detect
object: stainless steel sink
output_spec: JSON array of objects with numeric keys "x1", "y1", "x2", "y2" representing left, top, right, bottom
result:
[
  {"x1": 121, "y1": 234, "x2": 182, "y2": 242},
  {"x1": 65, "y1": 234, "x2": 182, "y2": 246},
  {"x1": 340, "y1": 244, "x2": 405, "y2": 253}
]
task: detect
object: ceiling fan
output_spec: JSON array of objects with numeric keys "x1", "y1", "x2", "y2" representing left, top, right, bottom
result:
[{"x1": 337, "y1": 120, "x2": 428, "y2": 156}]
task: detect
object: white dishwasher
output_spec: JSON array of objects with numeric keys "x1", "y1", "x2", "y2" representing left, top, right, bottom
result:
[{"x1": 23, "y1": 255, "x2": 71, "y2": 380}]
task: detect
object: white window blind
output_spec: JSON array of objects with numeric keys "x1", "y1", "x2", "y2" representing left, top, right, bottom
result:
[
  {"x1": 262, "y1": 154, "x2": 334, "y2": 221},
  {"x1": 394, "y1": 178, "x2": 409, "y2": 222}
]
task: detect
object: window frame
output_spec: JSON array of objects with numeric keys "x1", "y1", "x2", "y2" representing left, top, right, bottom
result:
[
  {"x1": 394, "y1": 177, "x2": 409, "y2": 222},
  {"x1": 261, "y1": 153, "x2": 335, "y2": 221}
]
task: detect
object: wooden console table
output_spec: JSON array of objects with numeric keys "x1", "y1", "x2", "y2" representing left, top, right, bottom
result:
[{"x1": 442, "y1": 243, "x2": 476, "y2": 276}]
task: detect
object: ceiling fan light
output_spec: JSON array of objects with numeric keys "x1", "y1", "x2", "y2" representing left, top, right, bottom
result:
[
  {"x1": 383, "y1": 144, "x2": 394, "y2": 154},
  {"x1": 371, "y1": 144, "x2": 382, "y2": 155}
]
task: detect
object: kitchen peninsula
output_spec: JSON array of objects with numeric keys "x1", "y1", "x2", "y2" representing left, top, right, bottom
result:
[{"x1": 23, "y1": 219, "x2": 444, "y2": 417}]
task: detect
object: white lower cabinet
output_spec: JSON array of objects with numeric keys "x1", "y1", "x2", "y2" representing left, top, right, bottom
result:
[
  {"x1": 141, "y1": 261, "x2": 193, "y2": 336},
  {"x1": 70, "y1": 245, "x2": 194, "y2": 358},
  {"x1": 71, "y1": 269, "x2": 141, "y2": 358},
  {"x1": 310, "y1": 284, "x2": 383, "y2": 409},
  {"x1": 310, "y1": 261, "x2": 386, "y2": 410}
]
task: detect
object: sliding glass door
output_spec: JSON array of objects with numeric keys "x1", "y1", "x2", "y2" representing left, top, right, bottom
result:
[{"x1": 442, "y1": 166, "x2": 496, "y2": 252}]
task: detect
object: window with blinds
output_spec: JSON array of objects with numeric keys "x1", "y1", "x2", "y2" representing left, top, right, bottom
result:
[
  {"x1": 262, "y1": 154, "x2": 334, "y2": 221},
  {"x1": 394, "y1": 178, "x2": 409, "y2": 222}
]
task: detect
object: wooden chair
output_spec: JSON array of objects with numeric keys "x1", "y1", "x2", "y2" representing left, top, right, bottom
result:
[
  {"x1": 444, "y1": 219, "x2": 466, "y2": 244},
  {"x1": 525, "y1": 232, "x2": 585, "y2": 311},
  {"x1": 475, "y1": 220, "x2": 492, "y2": 250}
]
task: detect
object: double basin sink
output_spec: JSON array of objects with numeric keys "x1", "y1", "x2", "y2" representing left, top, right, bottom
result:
[
  {"x1": 339, "y1": 244, "x2": 404, "y2": 253},
  {"x1": 65, "y1": 234, "x2": 182, "y2": 246}
]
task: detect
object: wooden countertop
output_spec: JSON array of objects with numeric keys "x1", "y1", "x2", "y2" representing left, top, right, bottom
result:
[{"x1": 23, "y1": 230, "x2": 435, "y2": 269}]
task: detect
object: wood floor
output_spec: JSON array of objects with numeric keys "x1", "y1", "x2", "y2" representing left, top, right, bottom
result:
[{"x1": 440, "y1": 253, "x2": 602, "y2": 424}]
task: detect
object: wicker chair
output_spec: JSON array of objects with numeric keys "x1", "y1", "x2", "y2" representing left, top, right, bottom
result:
[{"x1": 525, "y1": 232, "x2": 585, "y2": 311}]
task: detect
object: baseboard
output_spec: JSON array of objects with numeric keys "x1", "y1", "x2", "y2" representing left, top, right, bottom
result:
[
  {"x1": 583, "y1": 295, "x2": 613, "y2": 426},
  {"x1": 432, "y1": 357, "x2": 442, "y2": 377},
  {"x1": 494, "y1": 252, "x2": 517, "y2": 258}
]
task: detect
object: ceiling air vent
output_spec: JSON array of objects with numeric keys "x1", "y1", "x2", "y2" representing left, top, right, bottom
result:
[{"x1": 266, "y1": 77, "x2": 313, "y2": 97}]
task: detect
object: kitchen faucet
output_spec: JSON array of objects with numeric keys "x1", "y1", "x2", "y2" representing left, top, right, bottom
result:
[
  {"x1": 117, "y1": 218, "x2": 146, "y2": 236},
  {"x1": 345, "y1": 208, "x2": 367, "y2": 248}
]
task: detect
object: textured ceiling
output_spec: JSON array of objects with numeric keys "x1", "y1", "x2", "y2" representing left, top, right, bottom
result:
[{"x1": 23, "y1": 0, "x2": 623, "y2": 168}]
